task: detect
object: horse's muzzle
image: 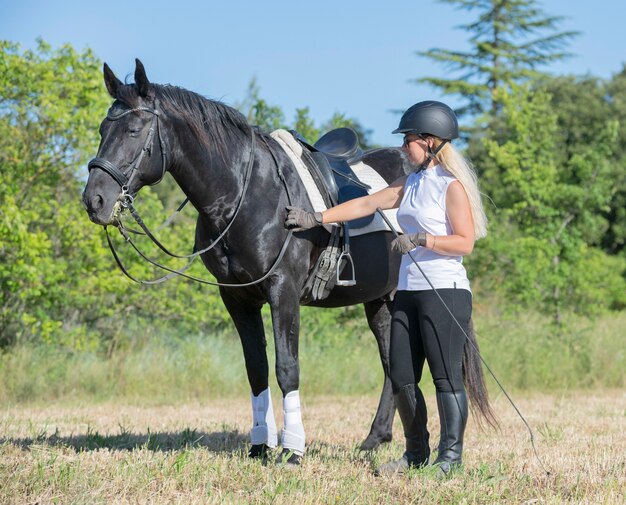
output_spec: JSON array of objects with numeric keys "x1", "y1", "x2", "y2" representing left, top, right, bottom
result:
[{"x1": 83, "y1": 190, "x2": 118, "y2": 225}]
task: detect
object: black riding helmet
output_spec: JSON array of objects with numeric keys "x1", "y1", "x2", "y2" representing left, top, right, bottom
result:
[
  {"x1": 392, "y1": 100, "x2": 459, "y2": 140},
  {"x1": 393, "y1": 100, "x2": 458, "y2": 170}
]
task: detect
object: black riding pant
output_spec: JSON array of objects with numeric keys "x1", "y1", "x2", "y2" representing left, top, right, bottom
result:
[{"x1": 389, "y1": 288, "x2": 472, "y2": 394}]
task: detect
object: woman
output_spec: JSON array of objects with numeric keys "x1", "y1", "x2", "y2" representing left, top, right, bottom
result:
[{"x1": 285, "y1": 100, "x2": 494, "y2": 476}]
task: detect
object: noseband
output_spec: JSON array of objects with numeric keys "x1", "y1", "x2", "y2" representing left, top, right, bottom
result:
[{"x1": 88, "y1": 99, "x2": 167, "y2": 203}]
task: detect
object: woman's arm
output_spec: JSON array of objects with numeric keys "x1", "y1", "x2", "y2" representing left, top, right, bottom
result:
[
  {"x1": 426, "y1": 180, "x2": 475, "y2": 256},
  {"x1": 320, "y1": 175, "x2": 407, "y2": 224}
]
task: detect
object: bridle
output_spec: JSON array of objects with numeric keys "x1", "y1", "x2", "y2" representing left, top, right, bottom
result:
[
  {"x1": 88, "y1": 99, "x2": 168, "y2": 206},
  {"x1": 88, "y1": 101, "x2": 294, "y2": 287}
]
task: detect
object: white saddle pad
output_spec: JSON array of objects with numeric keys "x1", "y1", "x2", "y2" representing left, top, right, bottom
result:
[{"x1": 270, "y1": 129, "x2": 400, "y2": 237}]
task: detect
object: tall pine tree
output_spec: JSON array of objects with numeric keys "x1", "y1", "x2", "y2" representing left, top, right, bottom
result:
[{"x1": 417, "y1": 0, "x2": 578, "y2": 120}]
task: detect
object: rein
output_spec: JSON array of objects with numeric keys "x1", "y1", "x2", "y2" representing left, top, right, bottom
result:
[
  {"x1": 96, "y1": 113, "x2": 294, "y2": 287},
  {"x1": 106, "y1": 224, "x2": 294, "y2": 287},
  {"x1": 121, "y1": 131, "x2": 257, "y2": 260}
]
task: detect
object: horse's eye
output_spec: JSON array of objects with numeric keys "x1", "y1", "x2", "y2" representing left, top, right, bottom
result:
[{"x1": 128, "y1": 128, "x2": 142, "y2": 136}]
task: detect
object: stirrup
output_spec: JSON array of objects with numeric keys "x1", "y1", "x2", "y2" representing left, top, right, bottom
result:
[
  {"x1": 336, "y1": 250, "x2": 356, "y2": 286},
  {"x1": 336, "y1": 223, "x2": 356, "y2": 287}
]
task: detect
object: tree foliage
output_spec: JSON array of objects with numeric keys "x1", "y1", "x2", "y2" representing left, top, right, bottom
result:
[
  {"x1": 0, "y1": 42, "x2": 378, "y2": 351},
  {"x1": 0, "y1": 40, "x2": 231, "y2": 350},
  {"x1": 413, "y1": 1, "x2": 625, "y2": 322},
  {"x1": 417, "y1": 0, "x2": 578, "y2": 119},
  {"x1": 237, "y1": 77, "x2": 375, "y2": 147},
  {"x1": 538, "y1": 69, "x2": 626, "y2": 254},
  {"x1": 238, "y1": 77, "x2": 285, "y2": 133},
  {"x1": 1, "y1": 39, "x2": 110, "y2": 348},
  {"x1": 468, "y1": 84, "x2": 626, "y2": 320},
  {"x1": 2, "y1": 34, "x2": 625, "y2": 354}
]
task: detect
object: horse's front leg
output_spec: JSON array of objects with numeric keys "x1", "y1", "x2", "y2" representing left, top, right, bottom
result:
[
  {"x1": 268, "y1": 281, "x2": 305, "y2": 464},
  {"x1": 219, "y1": 288, "x2": 277, "y2": 459}
]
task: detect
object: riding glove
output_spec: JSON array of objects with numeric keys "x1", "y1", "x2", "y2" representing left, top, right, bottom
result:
[
  {"x1": 391, "y1": 232, "x2": 427, "y2": 254},
  {"x1": 285, "y1": 206, "x2": 323, "y2": 231}
]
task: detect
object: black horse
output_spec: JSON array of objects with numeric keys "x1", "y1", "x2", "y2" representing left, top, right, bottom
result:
[{"x1": 83, "y1": 59, "x2": 412, "y2": 462}]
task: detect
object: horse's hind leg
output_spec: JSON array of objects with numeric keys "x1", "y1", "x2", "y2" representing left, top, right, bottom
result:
[
  {"x1": 361, "y1": 298, "x2": 396, "y2": 451},
  {"x1": 219, "y1": 288, "x2": 277, "y2": 458}
]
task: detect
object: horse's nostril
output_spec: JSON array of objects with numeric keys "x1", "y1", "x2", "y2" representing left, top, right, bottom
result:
[{"x1": 92, "y1": 194, "x2": 104, "y2": 211}]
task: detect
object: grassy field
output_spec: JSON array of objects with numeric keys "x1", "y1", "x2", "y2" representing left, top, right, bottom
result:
[
  {"x1": 1, "y1": 391, "x2": 624, "y2": 503},
  {"x1": 0, "y1": 309, "x2": 624, "y2": 502},
  {"x1": 1, "y1": 308, "x2": 624, "y2": 406}
]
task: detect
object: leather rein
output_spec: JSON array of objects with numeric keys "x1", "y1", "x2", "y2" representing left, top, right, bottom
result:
[{"x1": 88, "y1": 100, "x2": 293, "y2": 287}]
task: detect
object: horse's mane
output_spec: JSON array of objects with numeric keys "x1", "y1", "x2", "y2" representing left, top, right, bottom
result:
[{"x1": 116, "y1": 82, "x2": 251, "y2": 159}]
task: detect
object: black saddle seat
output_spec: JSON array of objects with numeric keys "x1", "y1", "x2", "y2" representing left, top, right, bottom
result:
[
  {"x1": 314, "y1": 127, "x2": 363, "y2": 164},
  {"x1": 292, "y1": 128, "x2": 374, "y2": 230}
]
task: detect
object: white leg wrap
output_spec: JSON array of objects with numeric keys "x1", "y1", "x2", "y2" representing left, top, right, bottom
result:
[
  {"x1": 281, "y1": 390, "x2": 306, "y2": 455},
  {"x1": 250, "y1": 387, "x2": 278, "y2": 448}
]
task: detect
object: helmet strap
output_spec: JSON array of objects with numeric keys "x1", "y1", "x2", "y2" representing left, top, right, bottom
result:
[{"x1": 417, "y1": 139, "x2": 448, "y2": 172}]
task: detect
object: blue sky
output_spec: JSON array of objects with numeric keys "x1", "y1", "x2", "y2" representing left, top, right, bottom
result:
[{"x1": 2, "y1": 0, "x2": 624, "y2": 147}]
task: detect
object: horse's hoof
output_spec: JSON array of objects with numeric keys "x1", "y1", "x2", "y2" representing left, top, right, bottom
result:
[
  {"x1": 248, "y1": 444, "x2": 271, "y2": 462},
  {"x1": 359, "y1": 433, "x2": 392, "y2": 451},
  {"x1": 276, "y1": 449, "x2": 302, "y2": 466}
]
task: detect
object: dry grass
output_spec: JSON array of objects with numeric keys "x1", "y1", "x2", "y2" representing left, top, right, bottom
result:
[{"x1": 1, "y1": 391, "x2": 624, "y2": 504}]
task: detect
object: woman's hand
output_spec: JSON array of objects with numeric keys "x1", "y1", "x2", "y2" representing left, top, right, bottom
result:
[
  {"x1": 285, "y1": 206, "x2": 323, "y2": 231},
  {"x1": 391, "y1": 233, "x2": 427, "y2": 254}
]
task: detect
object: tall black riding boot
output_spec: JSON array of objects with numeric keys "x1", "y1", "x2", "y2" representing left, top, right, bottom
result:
[
  {"x1": 375, "y1": 383, "x2": 430, "y2": 476},
  {"x1": 433, "y1": 390, "x2": 468, "y2": 476}
]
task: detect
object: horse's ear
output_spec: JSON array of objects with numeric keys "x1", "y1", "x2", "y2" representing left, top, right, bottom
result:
[
  {"x1": 103, "y1": 63, "x2": 122, "y2": 98},
  {"x1": 134, "y1": 58, "x2": 151, "y2": 97}
]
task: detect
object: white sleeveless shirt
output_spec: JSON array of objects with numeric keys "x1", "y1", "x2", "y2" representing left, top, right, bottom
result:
[{"x1": 396, "y1": 165, "x2": 471, "y2": 292}]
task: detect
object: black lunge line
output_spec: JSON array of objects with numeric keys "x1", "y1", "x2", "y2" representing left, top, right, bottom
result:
[{"x1": 375, "y1": 208, "x2": 551, "y2": 476}]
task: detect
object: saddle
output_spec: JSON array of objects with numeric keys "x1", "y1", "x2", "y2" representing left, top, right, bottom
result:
[
  {"x1": 272, "y1": 126, "x2": 400, "y2": 302},
  {"x1": 291, "y1": 127, "x2": 377, "y2": 301},
  {"x1": 291, "y1": 128, "x2": 375, "y2": 230},
  {"x1": 314, "y1": 126, "x2": 363, "y2": 163}
]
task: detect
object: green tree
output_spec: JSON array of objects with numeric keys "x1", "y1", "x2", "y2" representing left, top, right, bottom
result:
[
  {"x1": 469, "y1": 83, "x2": 625, "y2": 322},
  {"x1": 292, "y1": 106, "x2": 320, "y2": 142},
  {"x1": 0, "y1": 41, "x2": 381, "y2": 352},
  {"x1": 321, "y1": 112, "x2": 376, "y2": 150},
  {"x1": 0, "y1": 40, "x2": 231, "y2": 350},
  {"x1": 604, "y1": 66, "x2": 626, "y2": 254},
  {"x1": 237, "y1": 77, "x2": 285, "y2": 133},
  {"x1": 293, "y1": 109, "x2": 376, "y2": 149},
  {"x1": 538, "y1": 69, "x2": 626, "y2": 255},
  {"x1": 237, "y1": 78, "x2": 376, "y2": 148},
  {"x1": 0, "y1": 39, "x2": 110, "y2": 347},
  {"x1": 417, "y1": 0, "x2": 578, "y2": 119}
]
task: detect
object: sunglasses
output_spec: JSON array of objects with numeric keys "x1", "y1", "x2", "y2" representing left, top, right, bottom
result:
[{"x1": 402, "y1": 134, "x2": 427, "y2": 147}]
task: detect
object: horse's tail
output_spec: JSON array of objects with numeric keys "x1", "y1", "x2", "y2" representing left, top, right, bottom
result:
[{"x1": 463, "y1": 318, "x2": 499, "y2": 429}]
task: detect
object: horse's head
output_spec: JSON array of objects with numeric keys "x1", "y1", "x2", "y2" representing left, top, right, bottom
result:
[{"x1": 83, "y1": 59, "x2": 167, "y2": 225}]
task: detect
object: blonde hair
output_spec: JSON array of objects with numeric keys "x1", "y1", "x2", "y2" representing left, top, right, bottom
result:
[{"x1": 432, "y1": 139, "x2": 488, "y2": 239}]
